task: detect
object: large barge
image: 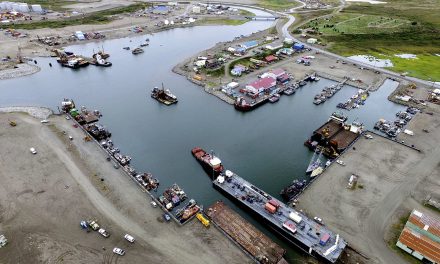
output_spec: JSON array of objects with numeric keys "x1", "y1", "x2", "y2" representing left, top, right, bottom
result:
[
  {"x1": 206, "y1": 201, "x2": 287, "y2": 264},
  {"x1": 191, "y1": 147, "x2": 224, "y2": 177},
  {"x1": 304, "y1": 113, "x2": 363, "y2": 158},
  {"x1": 212, "y1": 170, "x2": 346, "y2": 263}
]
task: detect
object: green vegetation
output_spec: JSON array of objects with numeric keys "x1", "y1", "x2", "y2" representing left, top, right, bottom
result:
[
  {"x1": 387, "y1": 212, "x2": 421, "y2": 264},
  {"x1": 239, "y1": 9, "x2": 255, "y2": 17},
  {"x1": 201, "y1": 18, "x2": 247, "y2": 26},
  {"x1": 289, "y1": 9, "x2": 335, "y2": 32},
  {"x1": 257, "y1": 0, "x2": 301, "y2": 11},
  {"x1": 295, "y1": 0, "x2": 440, "y2": 80},
  {"x1": 1, "y1": 3, "x2": 150, "y2": 30}
]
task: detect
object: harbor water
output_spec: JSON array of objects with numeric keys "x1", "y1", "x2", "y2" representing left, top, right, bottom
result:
[{"x1": 0, "y1": 10, "x2": 405, "y2": 262}]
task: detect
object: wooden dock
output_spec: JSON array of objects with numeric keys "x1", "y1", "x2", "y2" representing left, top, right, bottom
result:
[{"x1": 206, "y1": 201, "x2": 286, "y2": 264}]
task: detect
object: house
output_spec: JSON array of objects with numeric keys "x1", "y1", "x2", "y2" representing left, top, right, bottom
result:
[
  {"x1": 231, "y1": 64, "x2": 247, "y2": 76},
  {"x1": 241, "y1": 40, "x2": 258, "y2": 50},
  {"x1": 261, "y1": 68, "x2": 285, "y2": 79},
  {"x1": 152, "y1": 5, "x2": 170, "y2": 14},
  {"x1": 264, "y1": 55, "x2": 278, "y2": 63},
  {"x1": 283, "y1": 38, "x2": 294, "y2": 45},
  {"x1": 307, "y1": 38, "x2": 317, "y2": 44},
  {"x1": 205, "y1": 59, "x2": 219, "y2": 69},
  {"x1": 396, "y1": 209, "x2": 440, "y2": 264},
  {"x1": 277, "y1": 73, "x2": 290, "y2": 83},
  {"x1": 265, "y1": 44, "x2": 283, "y2": 51},
  {"x1": 245, "y1": 77, "x2": 276, "y2": 95},
  {"x1": 192, "y1": 6, "x2": 201, "y2": 13},
  {"x1": 278, "y1": 48, "x2": 293, "y2": 56},
  {"x1": 194, "y1": 60, "x2": 206, "y2": 68}
]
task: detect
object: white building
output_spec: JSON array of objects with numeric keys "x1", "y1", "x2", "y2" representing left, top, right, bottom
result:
[
  {"x1": 31, "y1": 4, "x2": 43, "y2": 13},
  {"x1": 192, "y1": 6, "x2": 201, "y2": 13},
  {"x1": 307, "y1": 38, "x2": 318, "y2": 44}
]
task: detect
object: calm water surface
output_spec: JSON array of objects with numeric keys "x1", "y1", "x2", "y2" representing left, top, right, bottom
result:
[{"x1": 0, "y1": 13, "x2": 404, "y2": 261}]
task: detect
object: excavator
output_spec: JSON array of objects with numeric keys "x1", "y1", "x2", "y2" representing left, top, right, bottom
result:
[{"x1": 8, "y1": 120, "x2": 17, "y2": 127}]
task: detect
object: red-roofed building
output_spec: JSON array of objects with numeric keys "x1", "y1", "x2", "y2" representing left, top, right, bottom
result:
[
  {"x1": 396, "y1": 209, "x2": 440, "y2": 264},
  {"x1": 265, "y1": 55, "x2": 278, "y2": 63},
  {"x1": 246, "y1": 77, "x2": 276, "y2": 95}
]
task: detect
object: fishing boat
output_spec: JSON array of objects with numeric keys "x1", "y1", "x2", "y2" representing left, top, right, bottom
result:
[
  {"x1": 132, "y1": 47, "x2": 144, "y2": 54},
  {"x1": 280, "y1": 179, "x2": 307, "y2": 201},
  {"x1": 299, "y1": 81, "x2": 307, "y2": 86},
  {"x1": 92, "y1": 53, "x2": 112, "y2": 67},
  {"x1": 191, "y1": 147, "x2": 224, "y2": 177},
  {"x1": 234, "y1": 97, "x2": 253, "y2": 111},
  {"x1": 269, "y1": 94, "x2": 280, "y2": 103},
  {"x1": 181, "y1": 205, "x2": 200, "y2": 221},
  {"x1": 306, "y1": 151, "x2": 322, "y2": 174},
  {"x1": 283, "y1": 88, "x2": 295, "y2": 95},
  {"x1": 140, "y1": 42, "x2": 149, "y2": 47},
  {"x1": 151, "y1": 83, "x2": 178, "y2": 105},
  {"x1": 123, "y1": 47, "x2": 130, "y2": 50}
]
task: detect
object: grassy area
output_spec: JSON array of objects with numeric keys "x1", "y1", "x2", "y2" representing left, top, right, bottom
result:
[
  {"x1": 295, "y1": 0, "x2": 440, "y2": 81},
  {"x1": 387, "y1": 212, "x2": 422, "y2": 264},
  {"x1": 200, "y1": 18, "x2": 247, "y2": 26},
  {"x1": 239, "y1": 9, "x2": 255, "y2": 17},
  {"x1": 204, "y1": 65, "x2": 226, "y2": 78},
  {"x1": 0, "y1": 3, "x2": 150, "y2": 30},
  {"x1": 257, "y1": 0, "x2": 301, "y2": 11},
  {"x1": 289, "y1": 9, "x2": 335, "y2": 32}
]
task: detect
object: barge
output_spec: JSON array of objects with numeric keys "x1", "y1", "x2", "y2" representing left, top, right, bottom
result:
[
  {"x1": 304, "y1": 113, "x2": 363, "y2": 158},
  {"x1": 206, "y1": 201, "x2": 287, "y2": 264},
  {"x1": 213, "y1": 171, "x2": 346, "y2": 263},
  {"x1": 151, "y1": 84, "x2": 178, "y2": 105}
]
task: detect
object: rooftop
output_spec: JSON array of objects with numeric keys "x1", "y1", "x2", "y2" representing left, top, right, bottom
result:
[{"x1": 247, "y1": 77, "x2": 276, "y2": 90}]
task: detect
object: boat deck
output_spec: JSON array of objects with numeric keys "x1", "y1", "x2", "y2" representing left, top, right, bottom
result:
[
  {"x1": 314, "y1": 119, "x2": 343, "y2": 139},
  {"x1": 330, "y1": 129, "x2": 359, "y2": 150},
  {"x1": 206, "y1": 201, "x2": 286, "y2": 264},
  {"x1": 213, "y1": 171, "x2": 346, "y2": 263}
]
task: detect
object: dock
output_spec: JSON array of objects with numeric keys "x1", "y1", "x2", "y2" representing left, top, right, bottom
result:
[{"x1": 206, "y1": 201, "x2": 286, "y2": 264}]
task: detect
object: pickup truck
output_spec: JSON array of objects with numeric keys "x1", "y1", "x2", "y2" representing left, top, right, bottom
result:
[{"x1": 98, "y1": 228, "x2": 110, "y2": 238}]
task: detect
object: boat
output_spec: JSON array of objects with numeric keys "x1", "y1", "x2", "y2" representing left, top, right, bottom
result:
[
  {"x1": 234, "y1": 97, "x2": 252, "y2": 111},
  {"x1": 313, "y1": 99, "x2": 322, "y2": 105},
  {"x1": 214, "y1": 171, "x2": 347, "y2": 263},
  {"x1": 310, "y1": 166, "x2": 323, "y2": 177},
  {"x1": 330, "y1": 112, "x2": 348, "y2": 122},
  {"x1": 299, "y1": 81, "x2": 307, "y2": 86},
  {"x1": 181, "y1": 205, "x2": 200, "y2": 220},
  {"x1": 132, "y1": 47, "x2": 144, "y2": 54},
  {"x1": 269, "y1": 94, "x2": 280, "y2": 103},
  {"x1": 191, "y1": 147, "x2": 224, "y2": 177},
  {"x1": 280, "y1": 179, "x2": 307, "y2": 201},
  {"x1": 140, "y1": 42, "x2": 149, "y2": 47},
  {"x1": 123, "y1": 47, "x2": 130, "y2": 50},
  {"x1": 283, "y1": 88, "x2": 295, "y2": 95},
  {"x1": 151, "y1": 83, "x2": 178, "y2": 105},
  {"x1": 92, "y1": 53, "x2": 112, "y2": 67},
  {"x1": 306, "y1": 151, "x2": 322, "y2": 174}
]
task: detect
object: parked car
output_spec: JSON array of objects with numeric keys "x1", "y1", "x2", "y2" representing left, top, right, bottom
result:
[
  {"x1": 163, "y1": 213, "x2": 171, "y2": 222},
  {"x1": 113, "y1": 247, "x2": 125, "y2": 256},
  {"x1": 98, "y1": 228, "x2": 110, "y2": 238},
  {"x1": 124, "y1": 234, "x2": 135, "y2": 243},
  {"x1": 30, "y1": 147, "x2": 37, "y2": 154},
  {"x1": 150, "y1": 201, "x2": 157, "y2": 208},
  {"x1": 40, "y1": 119, "x2": 49, "y2": 123}
]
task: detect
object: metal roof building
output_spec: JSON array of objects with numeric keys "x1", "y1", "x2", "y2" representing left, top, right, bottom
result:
[{"x1": 396, "y1": 209, "x2": 440, "y2": 264}]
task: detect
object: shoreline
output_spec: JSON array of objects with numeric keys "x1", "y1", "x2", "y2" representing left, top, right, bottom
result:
[{"x1": 0, "y1": 106, "x2": 53, "y2": 119}]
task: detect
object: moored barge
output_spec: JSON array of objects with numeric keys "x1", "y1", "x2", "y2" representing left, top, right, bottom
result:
[
  {"x1": 191, "y1": 147, "x2": 224, "y2": 177},
  {"x1": 151, "y1": 83, "x2": 178, "y2": 105},
  {"x1": 213, "y1": 170, "x2": 346, "y2": 263}
]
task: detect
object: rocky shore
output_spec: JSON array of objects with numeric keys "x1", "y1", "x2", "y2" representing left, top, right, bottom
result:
[{"x1": 0, "y1": 63, "x2": 41, "y2": 80}]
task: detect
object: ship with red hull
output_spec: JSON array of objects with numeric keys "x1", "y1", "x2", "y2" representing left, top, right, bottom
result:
[{"x1": 191, "y1": 147, "x2": 224, "y2": 176}]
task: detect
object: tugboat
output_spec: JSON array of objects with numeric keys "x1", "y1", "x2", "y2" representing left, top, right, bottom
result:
[
  {"x1": 191, "y1": 147, "x2": 224, "y2": 177},
  {"x1": 92, "y1": 52, "x2": 112, "y2": 67},
  {"x1": 280, "y1": 179, "x2": 307, "y2": 201},
  {"x1": 269, "y1": 94, "x2": 280, "y2": 103},
  {"x1": 132, "y1": 47, "x2": 144, "y2": 54},
  {"x1": 234, "y1": 97, "x2": 252, "y2": 111},
  {"x1": 151, "y1": 83, "x2": 178, "y2": 105}
]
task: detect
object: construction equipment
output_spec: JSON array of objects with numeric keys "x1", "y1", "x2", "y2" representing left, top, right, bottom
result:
[
  {"x1": 9, "y1": 120, "x2": 16, "y2": 127},
  {"x1": 196, "y1": 213, "x2": 210, "y2": 227},
  {"x1": 84, "y1": 135, "x2": 92, "y2": 142}
]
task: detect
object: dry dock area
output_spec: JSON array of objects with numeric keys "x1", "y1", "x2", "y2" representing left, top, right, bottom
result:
[
  {"x1": 206, "y1": 201, "x2": 286, "y2": 264},
  {"x1": 296, "y1": 109, "x2": 440, "y2": 264}
]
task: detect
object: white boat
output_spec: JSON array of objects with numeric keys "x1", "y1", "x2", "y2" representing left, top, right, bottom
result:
[
  {"x1": 306, "y1": 151, "x2": 322, "y2": 173},
  {"x1": 310, "y1": 167, "x2": 323, "y2": 177}
]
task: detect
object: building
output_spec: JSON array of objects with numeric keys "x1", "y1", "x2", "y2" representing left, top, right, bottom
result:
[
  {"x1": 192, "y1": 6, "x2": 201, "y2": 13},
  {"x1": 307, "y1": 38, "x2": 317, "y2": 44},
  {"x1": 277, "y1": 47, "x2": 293, "y2": 56},
  {"x1": 396, "y1": 209, "x2": 440, "y2": 264},
  {"x1": 245, "y1": 77, "x2": 276, "y2": 95},
  {"x1": 240, "y1": 40, "x2": 258, "y2": 50},
  {"x1": 231, "y1": 64, "x2": 247, "y2": 76},
  {"x1": 264, "y1": 55, "x2": 278, "y2": 63},
  {"x1": 205, "y1": 59, "x2": 219, "y2": 69},
  {"x1": 293, "y1": 43, "x2": 305, "y2": 50},
  {"x1": 284, "y1": 38, "x2": 294, "y2": 45},
  {"x1": 152, "y1": 5, "x2": 170, "y2": 15},
  {"x1": 75, "y1": 31, "x2": 85, "y2": 40}
]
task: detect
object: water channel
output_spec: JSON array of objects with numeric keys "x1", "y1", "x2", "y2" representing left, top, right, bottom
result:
[{"x1": 0, "y1": 7, "x2": 405, "y2": 262}]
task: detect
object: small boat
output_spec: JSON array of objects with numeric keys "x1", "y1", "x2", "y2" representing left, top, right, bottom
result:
[
  {"x1": 123, "y1": 47, "x2": 130, "y2": 50},
  {"x1": 313, "y1": 99, "x2": 322, "y2": 105},
  {"x1": 310, "y1": 166, "x2": 323, "y2": 177},
  {"x1": 269, "y1": 94, "x2": 280, "y2": 103},
  {"x1": 283, "y1": 88, "x2": 295, "y2": 95},
  {"x1": 140, "y1": 42, "x2": 149, "y2": 47},
  {"x1": 234, "y1": 97, "x2": 252, "y2": 111},
  {"x1": 132, "y1": 47, "x2": 144, "y2": 54},
  {"x1": 299, "y1": 81, "x2": 307, "y2": 86}
]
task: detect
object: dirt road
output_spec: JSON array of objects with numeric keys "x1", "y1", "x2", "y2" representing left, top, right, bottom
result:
[{"x1": 0, "y1": 111, "x2": 249, "y2": 264}]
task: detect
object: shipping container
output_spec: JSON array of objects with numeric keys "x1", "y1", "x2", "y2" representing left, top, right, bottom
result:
[
  {"x1": 265, "y1": 203, "x2": 277, "y2": 214},
  {"x1": 320, "y1": 233, "x2": 330, "y2": 246},
  {"x1": 269, "y1": 199, "x2": 280, "y2": 208}
]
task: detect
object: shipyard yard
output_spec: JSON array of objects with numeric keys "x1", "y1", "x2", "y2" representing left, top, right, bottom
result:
[{"x1": 1, "y1": 0, "x2": 440, "y2": 264}]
